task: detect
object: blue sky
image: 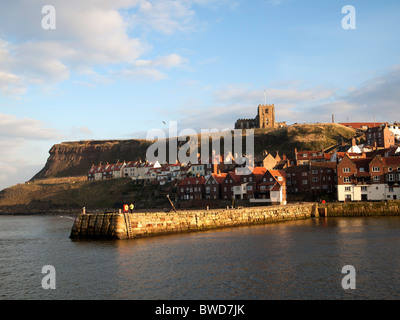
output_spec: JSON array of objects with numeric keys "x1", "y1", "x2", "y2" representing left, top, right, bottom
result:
[{"x1": 1, "y1": 0, "x2": 400, "y2": 190}]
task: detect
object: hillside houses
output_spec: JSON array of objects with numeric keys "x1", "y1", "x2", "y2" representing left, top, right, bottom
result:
[
  {"x1": 86, "y1": 122, "x2": 400, "y2": 204},
  {"x1": 337, "y1": 154, "x2": 400, "y2": 201}
]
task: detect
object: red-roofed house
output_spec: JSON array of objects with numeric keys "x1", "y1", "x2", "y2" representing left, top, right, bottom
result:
[
  {"x1": 111, "y1": 162, "x2": 126, "y2": 179},
  {"x1": 253, "y1": 170, "x2": 287, "y2": 204},
  {"x1": 178, "y1": 176, "x2": 207, "y2": 200},
  {"x1": 366, "y1": 125, "x2": 396, "y2": 149},
  {"x1": 295, "y1": 149, "x2": 326, "y2": 165},
  {"x1": 87, "y1": 165, "x2": 98, "y2": 181},
  {"x1": 204, "y1": 173, "x2": 227, "y2": 200},
  {"x1": 337, "y1": 154, "x2": 400, "y2": 201},
  {"x1": 340, "y1": 122, "x2": 388, "y2": 130},
  {"x1": 221, "y1": 172, "x2": 242, "y2": 200}
]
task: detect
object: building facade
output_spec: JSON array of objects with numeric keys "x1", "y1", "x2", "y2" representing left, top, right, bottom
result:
[{"x1": 337, "y1": 154, "x2": 400, "y2": 201}]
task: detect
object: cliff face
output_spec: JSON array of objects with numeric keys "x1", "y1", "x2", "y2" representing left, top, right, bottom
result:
[
  {"x1": 32, "y1": 139, "x2": 152, "y2": 180},
  {"x1": 31, "y1": 123, "x2": 357, "y2": 180}
]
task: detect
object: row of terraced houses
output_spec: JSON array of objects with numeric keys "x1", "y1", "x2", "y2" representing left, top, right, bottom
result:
[{"x1": 87, "y1": 123, "x2": 400, "y2": 203}]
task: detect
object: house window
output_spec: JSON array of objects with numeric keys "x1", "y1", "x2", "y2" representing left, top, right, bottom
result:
[
  {"x1": 372, "y1": 167, "x2": 380, "y2": 172},
  {"x1": 389, "y1": 187, "x2": 394, "y2": 192},
  {"x1": 373, "y1": 176, "x2": 380, "y2": 182},
  {"x1": 343, "y1": 167, "x2": 351, "y2": 173},
  {"x1": 359, "y1": 167, "x2": 365, "y2": 172},
  {"x1": 249, "y1": 177, "x2": 253, "y2": 182},
  {"x1": 388, "y1": 174, "x2": 395, "y2": 182},
  {"x1": 344, "y1": 177, "x2": 351, "y2": 183},
  {"x1": 345, "y1": 186, "x2": 351, "y2": 191},
  {"x1": 247, "y1": 186, "x2": 252, "y2": 191},
  {"x1": 388, "y1": 167, "x2": 393, "y2": 172},
  {"x1": 302, "y1": 172, "x2": 307, "y2": 177},
  {"x1": 302, "y1": 180, "x2": 308, "y2": 185},
  {"x1": 312, "y1": 177, "x2": 319, "y2": 182},
  {"x1": 361, "y1": 186, "x2": 368, "y2": 192},
  {"x1": 312, "y1": 170, "x2": 318, "y2": 174},
  {"x1": 243, "y1": 177, "x2": 247, "y2": 182}
]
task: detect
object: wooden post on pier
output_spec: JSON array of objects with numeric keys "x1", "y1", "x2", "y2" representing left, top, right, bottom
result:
[{"x1": 166, "y1": 195, "x2": 177, "y2": 212}]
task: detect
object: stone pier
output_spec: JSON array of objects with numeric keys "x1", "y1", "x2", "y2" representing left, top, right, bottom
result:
[{"x1": 70, "y1": 203, "x2": 318, "y2": 240}]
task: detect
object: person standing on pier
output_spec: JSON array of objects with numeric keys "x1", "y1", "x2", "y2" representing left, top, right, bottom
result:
[{"x1": 129, "y1": 203, "x2": 134, "y2": 213}]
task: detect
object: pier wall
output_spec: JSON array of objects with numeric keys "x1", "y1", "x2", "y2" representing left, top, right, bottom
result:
[
  {"x1": 321, "y1": 201, "x2": 400, "y2": 217},
  {"x1": 70, "y1": 203, "x2": 318, "y2": 240}
]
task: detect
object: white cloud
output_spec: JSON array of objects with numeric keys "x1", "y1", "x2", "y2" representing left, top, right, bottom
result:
[
  {"x1": 0, "y1": 0, "x2": 237, "y2": 93},
  {"x1": 0, "y1": 113, "x2": 62, "y2": 190},
  {"x1": 134, "y1": 53, "x2": 187, "y2": 69},
  {"x1": 0, "y1": 113, "x2": 62, "y2": 141}
]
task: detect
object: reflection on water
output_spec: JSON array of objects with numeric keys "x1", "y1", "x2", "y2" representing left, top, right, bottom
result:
[{"x1": 1, "y1": 215, "x2": 400, "y2": 299}]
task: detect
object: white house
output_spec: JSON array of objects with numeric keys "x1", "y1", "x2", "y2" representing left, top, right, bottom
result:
[{"x1": 388, "y1": 123, "x2": 400, "y2": 142}]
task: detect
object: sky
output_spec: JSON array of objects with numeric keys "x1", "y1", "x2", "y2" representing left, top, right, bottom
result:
[{"x1": 0, "y1": 0, "x2": 400, "y2": 190}]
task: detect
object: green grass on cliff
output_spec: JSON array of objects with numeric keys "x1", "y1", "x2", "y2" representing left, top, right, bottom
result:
[
  {"x1": 252, "y1": 123, "x2": 356, "y2": 157},
  {"x1": 0, "y1": 178, "x2": 133, "y2": 212}
]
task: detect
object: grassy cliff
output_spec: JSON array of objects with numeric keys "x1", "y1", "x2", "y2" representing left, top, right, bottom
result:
[
  {"x1": 31, "y1": 123, "x2": 356, "y2": 180},
  {"x1": 0, "y1": 123, "x2": 357, "y2": 213}
]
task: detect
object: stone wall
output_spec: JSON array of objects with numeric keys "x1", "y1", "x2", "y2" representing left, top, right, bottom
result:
[
  {"x1": 70, "y1": 203, "x2": 318, "y2": 240},
  {"x1": 321, "y1": 201, "x2": 400, "y2": 217},
  {"x1": 70, "y1": 213, "x2": 128, "y2": 239}
]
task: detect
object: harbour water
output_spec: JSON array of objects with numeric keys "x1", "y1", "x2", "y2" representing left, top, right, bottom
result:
[{"x1": 1, "y1": 215, "x2": 400, "y2": 300}]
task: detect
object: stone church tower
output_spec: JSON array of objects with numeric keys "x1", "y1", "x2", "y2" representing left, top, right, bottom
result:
[
  {"x1": 234, "y1": 103, "x2": 283, "y2": 130},
  {"x1": 257, "y1": 104, "x2": 275, "y2": 129}
]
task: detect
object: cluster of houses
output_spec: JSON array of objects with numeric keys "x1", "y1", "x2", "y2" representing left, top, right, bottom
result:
[{"x1": 87, "y1": 123, "x2": 400, "y2": 204}]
